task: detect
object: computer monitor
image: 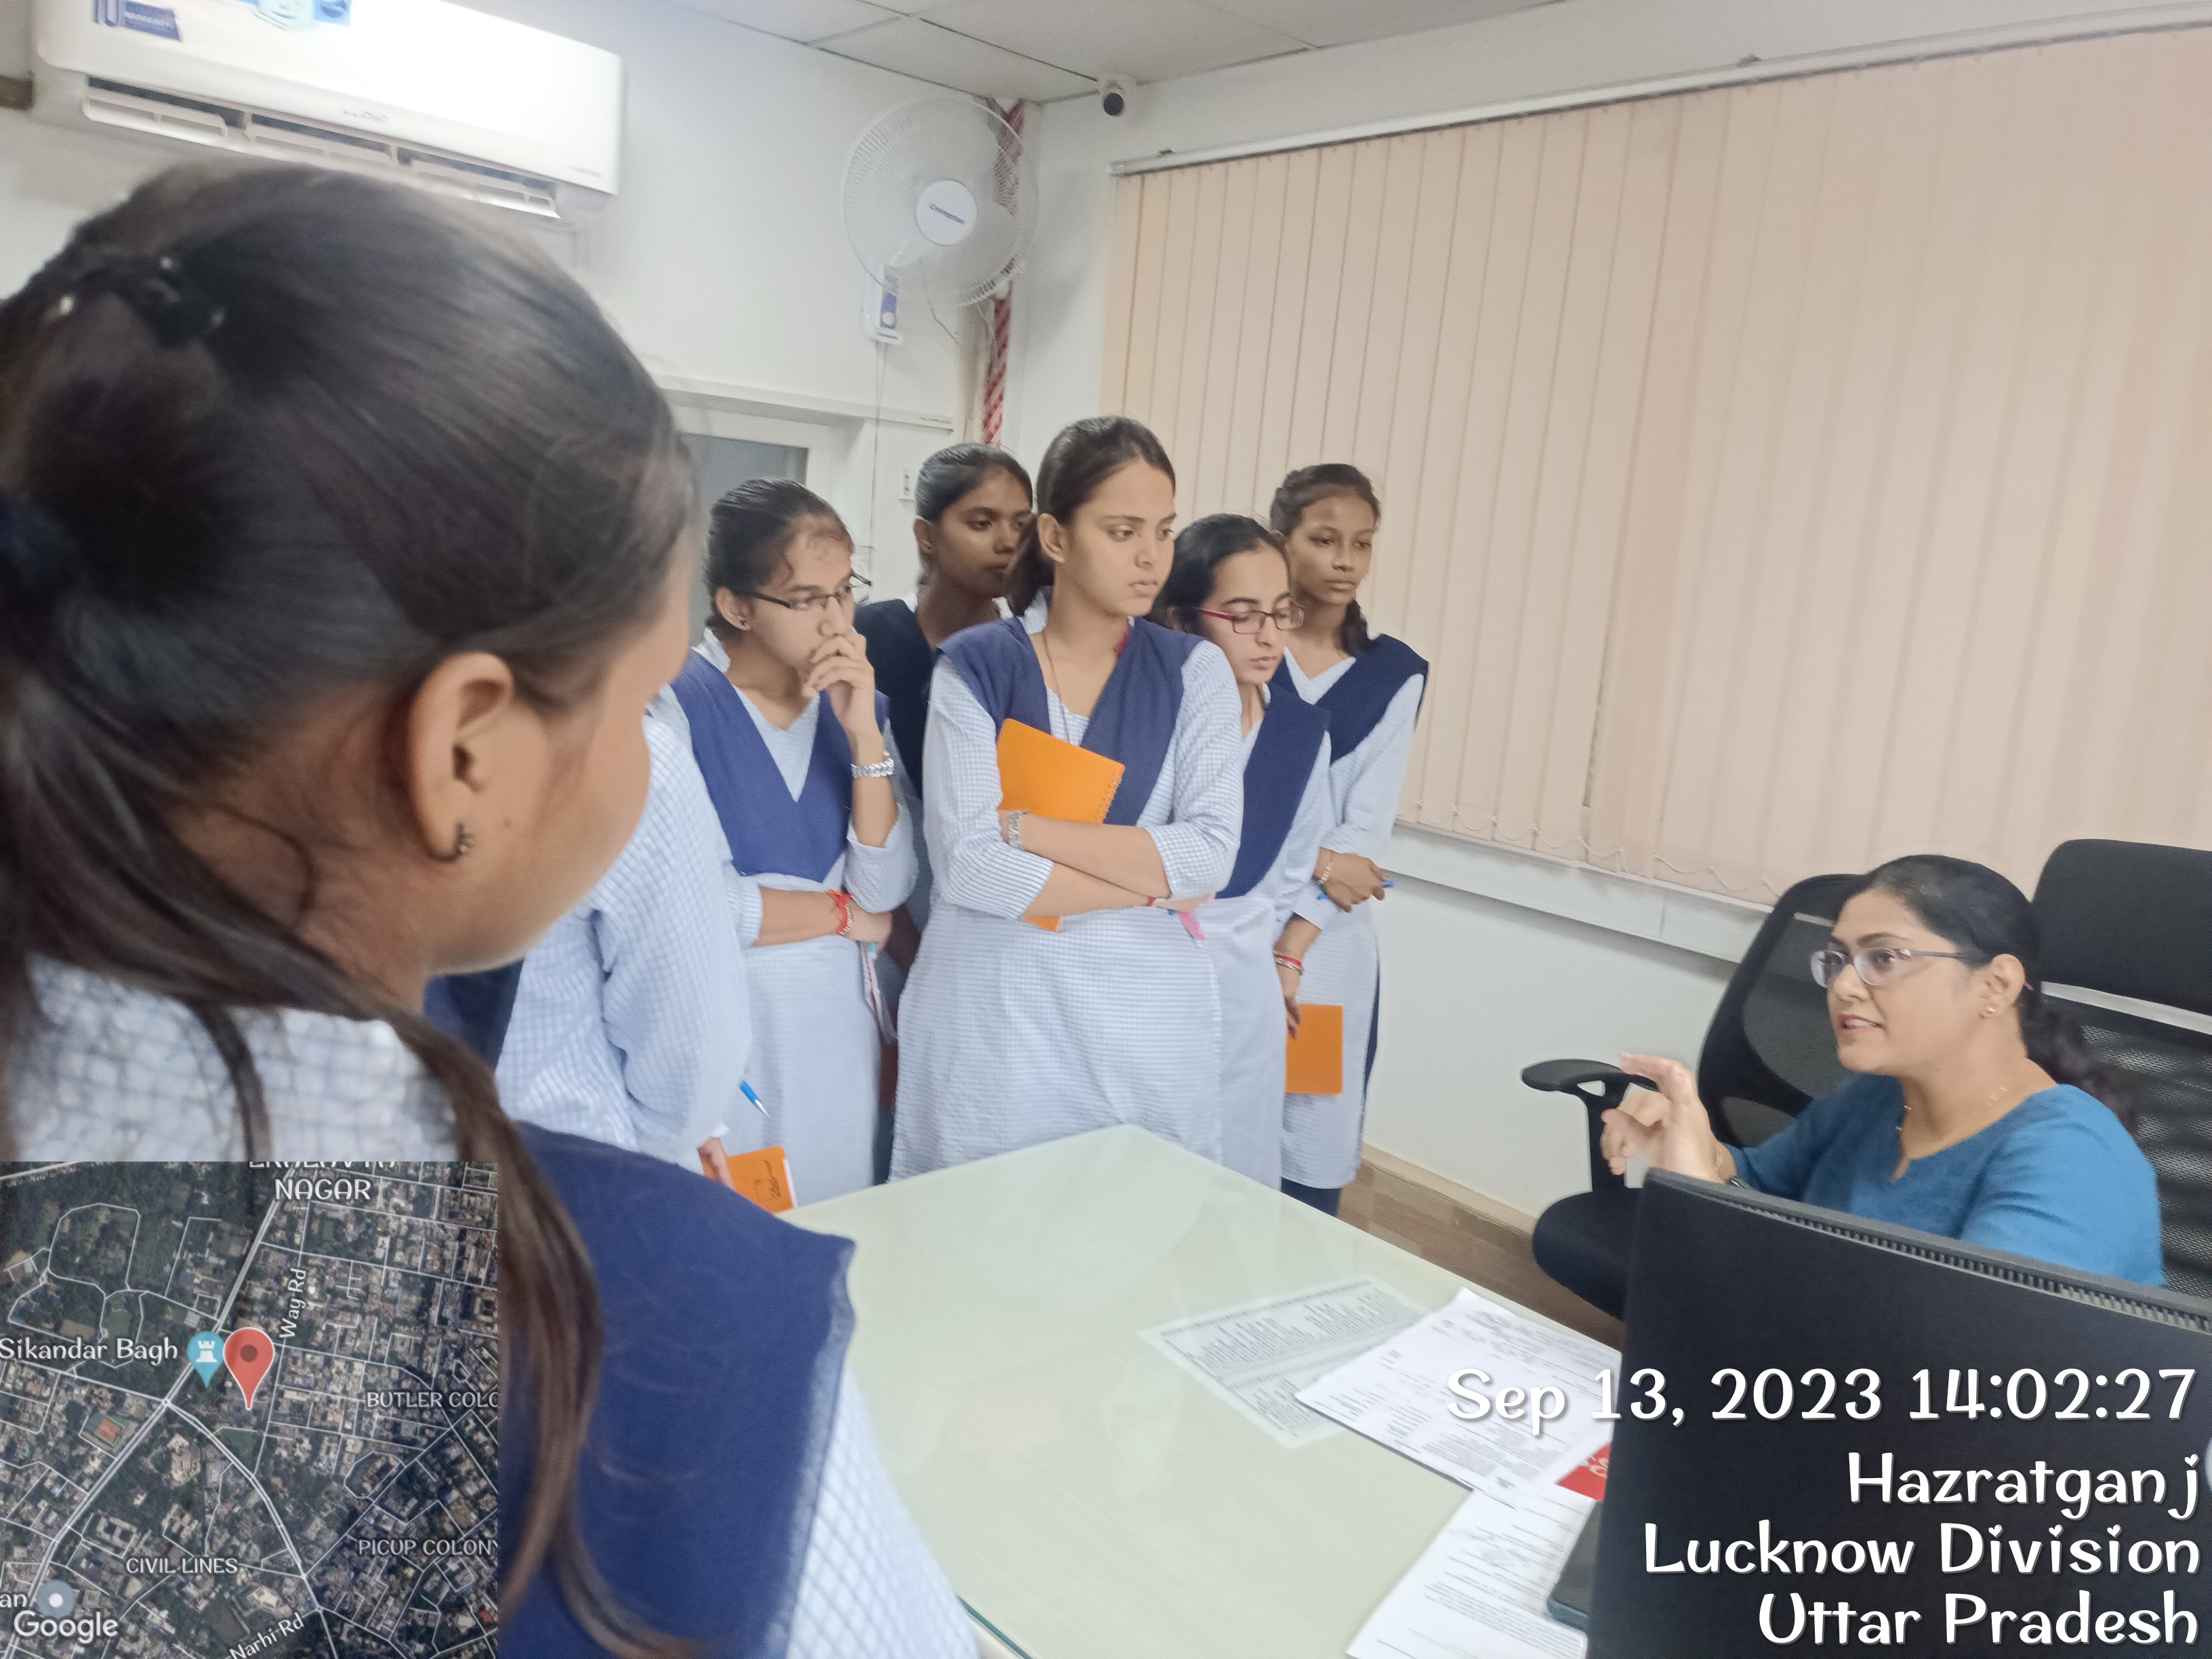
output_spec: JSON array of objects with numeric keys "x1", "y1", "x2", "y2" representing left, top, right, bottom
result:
[{"x1": 1589, "y1": 1172, "x2": 2211, "y2": 1657}]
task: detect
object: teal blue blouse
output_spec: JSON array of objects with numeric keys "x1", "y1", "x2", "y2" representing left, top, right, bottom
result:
[{"x1": 1730, "y1": 1074, "x2": 2165, "y2": 1287}]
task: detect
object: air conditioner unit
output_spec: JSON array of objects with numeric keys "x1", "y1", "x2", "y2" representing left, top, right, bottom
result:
[{"x1": 30, "y1": 0, "x2": 622, "y2": 222}]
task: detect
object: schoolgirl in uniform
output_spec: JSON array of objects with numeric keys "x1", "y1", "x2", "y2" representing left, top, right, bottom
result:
[
  {"x1": 1274, "y1": 464, "x2": 1429, "y2": 1213},
  {"x1": 1154, "y1": 516, "x2": 1332, "y2": 1189},
  {"x1": 671, "y1": 480, "x2": 916, "y2": 1204},
  {"x1": 890, "y1": 417, "x2": 1243, "y2": 1176},
  {"x1": 855, "y1": 445, "x2": 1031, "y2": 964},
  {"x1": 0, "y1": 163, "x2": 966, "y2": 1659}
]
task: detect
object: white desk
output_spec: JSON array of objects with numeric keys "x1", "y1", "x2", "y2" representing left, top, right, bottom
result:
[{"x1": 793, "y1": 1125, "x2": 1578, "y2": 1659}]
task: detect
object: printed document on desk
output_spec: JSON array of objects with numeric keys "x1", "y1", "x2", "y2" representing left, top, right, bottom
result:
[
  {"x1": 1349, "y1": 1483, "x2": 1593, "y2": 1659},
  {"x1": 1143, "y1": 1277, "x2": 1430, "y2": 1448},
  {"x1": 1296, "y1": 1288, "x2": 1617, "y2": 1497}
]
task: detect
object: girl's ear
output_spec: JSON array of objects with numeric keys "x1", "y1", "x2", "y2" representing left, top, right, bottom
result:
[
  {"x1": 712, "y1": 588, "x2": 751, "y2": 633},
  {"x1": 913, "y1": 517, "x2": 935, "y2": 562},
  {"x1": 1037, "y1": 514, "x2": 1071, "y2": 569},
  {"x1": 1981, "y1": 953, "x2": 2028, "y2": 1011}
]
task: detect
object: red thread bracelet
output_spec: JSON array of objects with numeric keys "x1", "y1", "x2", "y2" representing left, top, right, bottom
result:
[{"x1": 832, "y1": 890, "x2": 853, "y2": 937}]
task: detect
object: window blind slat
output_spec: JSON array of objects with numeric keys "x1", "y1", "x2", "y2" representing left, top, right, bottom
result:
[{"x1": 1099, "y1": 26, "x2": 2212, "y2": 901}]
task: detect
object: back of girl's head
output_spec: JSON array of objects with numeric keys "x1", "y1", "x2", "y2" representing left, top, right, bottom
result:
[
  {"x1": 1153, "y1": 514, "x2": 1284, "y2": 631},
  {"x1": 0, "y1": 161, "x2": 689, "y2": 1656},
  {"x1": 915, "y1": 443, "x2": 1032, "y2": 523},
  {"x1": 1843, "y1": 854, "x2": 2128, "y2": 1122},
  {"x1": 1007, "y1": 415, "x2": 1174, "y2": 616},
  {"x1": 705, "y1": 477, "x2": 848, "y2": 638},
  {"x1": 1269, "y1": 462, "x2": 1379, "y2": 653}
]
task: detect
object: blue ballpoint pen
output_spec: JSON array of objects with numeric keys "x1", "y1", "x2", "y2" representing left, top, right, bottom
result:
[{"x1": 740, "y1": 1080, "x2": 769, "y2": 1118}]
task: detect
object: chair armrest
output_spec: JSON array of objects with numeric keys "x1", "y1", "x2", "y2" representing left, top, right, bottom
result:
[
  {"x1": 1519, "y1": 1060, "x2": 1656, "y2": 1193},
  {"x1": 1521, "y1": 1059, "x2": 1648, "y2": 1095}
]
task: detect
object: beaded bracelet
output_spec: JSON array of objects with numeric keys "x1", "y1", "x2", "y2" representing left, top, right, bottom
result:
[{"x1": 832, "y1": 890, "x2": 853, "y2": 938}]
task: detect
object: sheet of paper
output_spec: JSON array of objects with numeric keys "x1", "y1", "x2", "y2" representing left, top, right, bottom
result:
[
  {"x1": 1349, "y1": 1483, "x2": 1594, "y2": 1659},
  {"x1": 1142, "y1": 1278, "x2": 1431, "y2": 1448},
  {"x1": 1296, "y1": 1288, "x2": 1618, "y2": 1496}
]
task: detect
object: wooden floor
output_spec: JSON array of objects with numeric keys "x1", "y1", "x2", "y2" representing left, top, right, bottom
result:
[{"x1": 1340, "y1": 1160, "x2": 1624, "y2": 1349}]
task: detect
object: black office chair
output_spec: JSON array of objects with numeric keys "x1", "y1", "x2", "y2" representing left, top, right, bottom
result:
[
  {"x1": 2032, "y1": 839, "x2": 2212, "y2": 1300},
  {"x1": 1521, "y1": 872, "x2": 1856, "y2": 1318}
]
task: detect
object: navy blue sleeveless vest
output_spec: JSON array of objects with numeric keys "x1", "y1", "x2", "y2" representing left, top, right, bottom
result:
[
  {"x1": 1311, "y1": 634, "x2": 1427, "y2": 756},
  {"x1": 938, "y1": 615, "x2": 1197, "y2": 825},
  {"x1": 854, "y1": 598, "x2": 937, "y2": 800},
  {"x1": 422, "y1": 964, "x2": 524, "y2": 1067},
  {"x1": 499, "y1": 1124, "x2": 853, "y2": 1656},
  {"x1": 672, "y1": 652, "x2": 888, "y2": 882},
  {"x1": 1220, "y1": 665, "x2": 1330, "y2": 901}
]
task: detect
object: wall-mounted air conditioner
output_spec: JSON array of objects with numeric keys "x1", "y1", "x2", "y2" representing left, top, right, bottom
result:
[{"x1": 30, "y1": 0, "x2": 622, "y2": 221}]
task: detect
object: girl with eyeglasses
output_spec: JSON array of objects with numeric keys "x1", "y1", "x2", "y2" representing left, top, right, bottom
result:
[
  {"x1": 890, "y1": 417, "x2": 1243, "y2": 1178},
  {"x1": 669, "y1": 478, "x2": 916, "y2": 1202},
  {"x1": 1272, "y1": 464, "x2": 1429, "y2": 1214},
  {"x1": 1154, "y1": 516, "x2": 1332, "y2": 1188},
  {"x1": 0, "y1": 164, "x2": 967, "y2": 1659},
  {"x1": 1603, "y1": 855, "x2": 2164, "y2": 1286}
]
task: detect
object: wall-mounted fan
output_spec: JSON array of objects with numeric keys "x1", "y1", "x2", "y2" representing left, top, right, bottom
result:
[{"x1": 842, "y1": 96, "x2": 1037, "y2": 338}]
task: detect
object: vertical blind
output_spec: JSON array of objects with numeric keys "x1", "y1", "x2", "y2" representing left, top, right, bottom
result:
[{"x1": 1100, "y1": 26, "x2": 2212, "y2": 902}]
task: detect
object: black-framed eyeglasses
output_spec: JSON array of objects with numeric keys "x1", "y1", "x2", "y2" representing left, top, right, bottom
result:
[
  {"x1": 1197, "y1": 602, "x2": 1305, "y2": 635},
  {"x1": 750, "y1": 577, "x2": 872, "y2": 615},
  {"x1": 1809, "y1": 945, "x2": 1973, "y2": 989}
]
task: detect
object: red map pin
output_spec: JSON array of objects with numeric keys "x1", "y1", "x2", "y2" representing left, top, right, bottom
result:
[{"x1": 224, "y1": 1328, "x2": 274, "y2": 1410}]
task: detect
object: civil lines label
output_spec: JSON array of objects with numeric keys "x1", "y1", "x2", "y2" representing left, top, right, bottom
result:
[{"x1": 0, "y1": 1162, "x2": 497, "y2": 1657}]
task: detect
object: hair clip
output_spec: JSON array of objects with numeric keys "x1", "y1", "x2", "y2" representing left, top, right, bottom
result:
[{"x1": 69, "y1": 249, "x2": 226, "y2": 349}]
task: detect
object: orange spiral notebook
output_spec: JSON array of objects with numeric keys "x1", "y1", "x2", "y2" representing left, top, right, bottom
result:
[
  {"x1": 1285, "y1": 1004, "x2": 1345, "y2": 1094},
  {"x1": 996, "y1": 719, "x2": 1124, "y2": 933}
]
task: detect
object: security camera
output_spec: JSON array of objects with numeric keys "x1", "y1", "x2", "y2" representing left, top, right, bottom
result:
[{"x1": 1100, "y1": 78, "x2": 1130, "y2": 118}]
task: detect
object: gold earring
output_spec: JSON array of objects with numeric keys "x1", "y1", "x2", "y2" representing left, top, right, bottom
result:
[{"x1": 434, "y1": 823, "x2": 473, "y2": 864}]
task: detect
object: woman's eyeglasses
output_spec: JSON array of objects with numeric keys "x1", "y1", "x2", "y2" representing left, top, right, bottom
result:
[
  {"x1": 1809, "y1": 945, "x2": 1973, "y2": 989},
  {"x1": 1197, "y1": 602, "x2": 1305, "y2": 635},
  {"x1": 752, "y1": 577, "x2": 872, "y2": 615}
]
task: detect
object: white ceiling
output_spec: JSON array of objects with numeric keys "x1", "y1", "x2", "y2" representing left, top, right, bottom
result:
[{"x1": 670, "y1": 0, "x2": 1562, "y2": 104}]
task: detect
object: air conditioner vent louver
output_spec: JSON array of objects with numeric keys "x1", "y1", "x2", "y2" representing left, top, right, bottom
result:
[{"x1": 78, "y1": 78, "x2": 560, "y2": 218}]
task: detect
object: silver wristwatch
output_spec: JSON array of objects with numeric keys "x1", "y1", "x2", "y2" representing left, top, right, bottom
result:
[{"x1": 850, "y1": 758, "x2": 895, "y2": 779}]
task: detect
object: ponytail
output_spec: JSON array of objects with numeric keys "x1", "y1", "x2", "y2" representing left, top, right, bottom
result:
[
  {"x1": 1005, "y1": 518, "x2": 1053, "y2": 619},
  {"x1": 2017, "y1": 985, "x2": 2131, "y2": 1128}
]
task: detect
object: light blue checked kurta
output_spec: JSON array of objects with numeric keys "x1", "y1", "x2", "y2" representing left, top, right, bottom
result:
[
  {"x1": 1201, "y1": 707, "x2": 1334, "y2": 1189},
  {"x1": 497, "y1": 708, "x2": 755, "y2": 1165},
  {"x1": 4, "y1": 959, "x2": 970, "y2": 1659},
  {"x1": 890, "y1": 642, "x2": 1244, "y2": 1178},
  {"x1": 1280, "y1": 656, "x2": 1427, "y2": 1189},
  {"x1": 668, "y1": 637, "x2": 917, "y2": 1204}
]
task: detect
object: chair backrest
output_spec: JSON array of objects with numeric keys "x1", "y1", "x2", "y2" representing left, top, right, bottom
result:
[
  {"x1": 2033, "y1": 839, "x2": 2212, "y2": 1300},
  {"x1": 1695, "y1": 873, "x2": 1858, "y2": 1148}
]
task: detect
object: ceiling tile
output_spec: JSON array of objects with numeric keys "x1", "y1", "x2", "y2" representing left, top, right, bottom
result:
[
  {"x1": 1204, "y1": 0, "x2": 1559, "y2": 52},
  {"x1": 821, "y1": 18, "x2": 1094, "y2": 102},
  {"x1": 919, "y1": 0, "x2": 1304, "y2": 83},
  {"x1": 666, "y1": 0, "x2": 900, "y2": 45}
]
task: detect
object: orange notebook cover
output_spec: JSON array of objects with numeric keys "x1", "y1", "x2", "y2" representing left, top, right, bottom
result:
[
  {"x1": 699, "y1": 1138, "x2": 794, "y2": 1214},
  {"x1": 996, "y1": 719, "x2": 1124, "y2": 933},
  {"x1": 1286, "y1": 1004, "x2": 1345, "y2": 1094}
]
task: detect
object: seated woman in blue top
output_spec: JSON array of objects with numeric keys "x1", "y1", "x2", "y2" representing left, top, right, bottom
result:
[{"x1": 1602, "y1": 854, "x2": 2165, "y2": 1286}]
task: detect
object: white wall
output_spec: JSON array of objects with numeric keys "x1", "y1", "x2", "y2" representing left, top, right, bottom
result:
[
  {"x1": 1006, "y1": 0, "x2": 2195, "y2": 1216},
  {"x1": 0, "y1": 0, "x2": 964, "y2": 594}
]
